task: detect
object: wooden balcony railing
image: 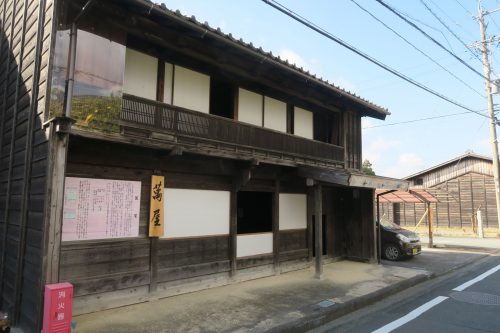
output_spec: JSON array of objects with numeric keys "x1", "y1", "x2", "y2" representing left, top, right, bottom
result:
[{"x1": 120, "y1": 94, "x2": 344, "y2": 164}]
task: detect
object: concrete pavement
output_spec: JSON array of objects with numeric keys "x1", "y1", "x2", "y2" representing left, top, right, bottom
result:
[
  {"x1": 72, "y1": 261, "x2": 427, "y2": 333},
  {"x1": 70, "y1": 242, "x2": 499, "y2": 333},
  {"x1": 420, "y1": 235, "x2": 500, "y2": 250}
]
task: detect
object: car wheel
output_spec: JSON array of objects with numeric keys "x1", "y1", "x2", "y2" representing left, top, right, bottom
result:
[{"x1": 384, "y1": 244, "x2": 401, "y2": 261}]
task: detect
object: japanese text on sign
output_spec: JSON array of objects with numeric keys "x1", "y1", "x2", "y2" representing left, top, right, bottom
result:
[
  {"x1": 62, "y1": 177, "x2": 141, "y2": 241},
  {"x1": 149, "y1": 175, "x2": 165, "y2": 237}
]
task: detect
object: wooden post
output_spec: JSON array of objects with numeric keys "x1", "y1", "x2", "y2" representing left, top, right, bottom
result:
[
  {"x1": 314, "y1": 184, "x2": 323, "y2": 279},
  {"x1": 477, "y1": 209, "x2": 484, "y2": 238},
  {"x1": 41, "y1": 117, "x2": 73, "y2": 285},
  {"x1": 273, "y1": 180, "x2": 280, "y2": 275},
  {"x1": 229, "y1": 186, "x2": 237, "y2": 277},
  {"x1": 427, "y1": 203, "x2": 433, "y2": 248}
]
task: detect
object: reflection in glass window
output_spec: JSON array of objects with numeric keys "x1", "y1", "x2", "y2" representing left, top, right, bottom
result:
[{"x1": 49, "y1": 29, "x2": 125, "y2": 132}]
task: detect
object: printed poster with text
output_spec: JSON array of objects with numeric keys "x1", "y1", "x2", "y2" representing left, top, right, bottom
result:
[{"x1": 62, "y1": 177, "x2": 141, "y2": 241}]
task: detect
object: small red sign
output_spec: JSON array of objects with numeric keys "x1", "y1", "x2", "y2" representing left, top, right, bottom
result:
[{"x1": 43, "y1": 282, "x2": 73, "y2": 333}]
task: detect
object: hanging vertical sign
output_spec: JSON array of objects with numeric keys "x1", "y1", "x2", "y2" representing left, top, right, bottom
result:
[{"x1": 149, "y1": 175, "x2": 165, "y2": 237}]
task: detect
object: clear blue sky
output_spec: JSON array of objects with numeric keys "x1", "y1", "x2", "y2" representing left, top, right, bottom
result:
[{"x1": 163, "y1": 0, "x2": 500, "y2": 178}]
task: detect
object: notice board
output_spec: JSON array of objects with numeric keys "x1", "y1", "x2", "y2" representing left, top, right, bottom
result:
[{"x1": 62, "y1": 177, "x2": 141, "y2": 241}]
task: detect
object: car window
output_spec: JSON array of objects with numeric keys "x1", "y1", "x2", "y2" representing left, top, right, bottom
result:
[{"x1": 380, "y1": 219, "x2": 401, "y2": 230}]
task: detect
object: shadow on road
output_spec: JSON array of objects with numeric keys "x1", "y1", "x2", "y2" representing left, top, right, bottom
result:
[{"x1": 382, "y1": 247, "x2": 498, "y2": 275}]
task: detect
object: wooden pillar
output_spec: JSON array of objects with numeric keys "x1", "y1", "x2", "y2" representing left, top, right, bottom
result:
[
  {"x1": 314, "y1": 184, "x2": 323, "y2": 279},
  {"x1": 229, "y1": 186, "x2": 237, "y2": 277},
  {"x1": 41, "y1": 117, "x2": 73, "y2": 285},
  {"x1": 273, "y1": 180, "x2": 280, "y2": 274},
  {"x1": 427, "y1": 203, "x2": 433, "y2": 248}
]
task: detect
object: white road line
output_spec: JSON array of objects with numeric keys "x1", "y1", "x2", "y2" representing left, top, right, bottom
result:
[
  {"x1": 370, "y1": 296, "x2": 448, "y2": 333},
  {"x1": 453, "y1": 264, "x2": 500, "y2": 292}
]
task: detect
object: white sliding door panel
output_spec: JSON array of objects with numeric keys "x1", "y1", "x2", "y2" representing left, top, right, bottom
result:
[
  {"x1": 279, "y1": 194, "x2": 307, "y2": 230},
  {"x1": 264, "y1": 96, "x2": 287, "y2": 132},
  {"x1": 237, "y1": 233, "x2": 273, "y2": 258},
  {"x1": 238, "y1": 88, "x2": 263, "y2": 126},
  {"x1": 163, "y1": 189, "x2": 230, "y2": 238},
  {"x1": 294, "y1": 107, "x2": 313, "y2": 139},
  {"x1": 173, "y1": 66, "x2": 210, "y2": 113},
  {"x1": 123, "y1": 48, "x2": 158, "y2": 100}
]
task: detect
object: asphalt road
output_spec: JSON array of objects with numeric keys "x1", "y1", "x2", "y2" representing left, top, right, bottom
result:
[{"x1": 310, "y1": 253, "x2": 500, "y2": 333}]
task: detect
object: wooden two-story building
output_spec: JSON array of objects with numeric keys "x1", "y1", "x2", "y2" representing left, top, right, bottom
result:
[{"x1": 0, "y1": 0, "x2": 406, "y2": 331}]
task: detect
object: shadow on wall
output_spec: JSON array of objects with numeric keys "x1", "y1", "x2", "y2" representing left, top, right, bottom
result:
[{"x1": 0, "y1": 1, "x2": 50, "y2": 332}]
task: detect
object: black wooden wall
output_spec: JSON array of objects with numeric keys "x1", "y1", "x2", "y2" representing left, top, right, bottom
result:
[{"x1": 0, "y1": 0, "x2": 54, "y2": 332}]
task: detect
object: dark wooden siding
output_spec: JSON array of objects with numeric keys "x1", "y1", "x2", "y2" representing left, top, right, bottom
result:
[
  {"x1": 279, "y1": 229, "x2": 308, "y2": 262},
  {"x1": 385, "y1": 172, "x2": 498, "y2": 229},
  {"x1": 0, "y1": 0, "x2": 53, "y2": 332},
  {"x1": 63, "y1": 137, "x2": 292, "y2": 313},
  {"x1": 344, "y1": 110, "x2": 361, "y2": 170},
  {"x1": 157, "y1": 236, "x2": 230, "y2": 283}
]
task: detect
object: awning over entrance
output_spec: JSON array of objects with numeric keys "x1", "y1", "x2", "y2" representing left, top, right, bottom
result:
[
  {"x1": 375, "y1": 189, "x2": 439, "y2": 203},
  {"x1": 297, "y1": 166, "x2": 409, "y2": 191}
]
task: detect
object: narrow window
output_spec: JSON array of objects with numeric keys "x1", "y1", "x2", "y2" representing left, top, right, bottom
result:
[{"x1": 210, "y1": 78, "x2": 235, "y2": 119}]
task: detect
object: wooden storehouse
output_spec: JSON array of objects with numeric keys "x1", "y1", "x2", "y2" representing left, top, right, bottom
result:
[
  {"x1": 0, "y1": 0, "x2": 407, "y2": 331},
  {"x1": 380, "y1": 151, "x2": 499, "y2": 230}
]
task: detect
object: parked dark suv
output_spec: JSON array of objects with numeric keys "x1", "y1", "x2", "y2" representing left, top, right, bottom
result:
[{"x1": 380, "y1": 219, "x2": 421, "y2": 260}]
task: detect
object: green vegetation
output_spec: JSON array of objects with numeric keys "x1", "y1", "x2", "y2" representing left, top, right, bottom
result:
[{"x1": 362, "y1": 159, "x2": 376, "y2": 176}]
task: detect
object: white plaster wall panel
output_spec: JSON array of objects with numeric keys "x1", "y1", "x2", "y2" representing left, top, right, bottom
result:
[
  {"x1": 237, "y1": 233, "x2": 273, "y2": 258},
  {"x1": 279, "y1": 193, "x2": 307, "y2": 230},
  {"x1": 264, "y1": 96, "x2": 287, "y2": 132},
  {"x1": 237, "y1": 88, "x2": 263, "y2": 126},
  {"x1": 163, "y1": 189, "x2": 230, "y2": 238},
  {"x1": 163, "y1": 62, "x2": 174, "y2": 104},
  {"x1": 123, "y1": 48, "x2": 158, "y2": 100},
  {"x1": 173, "y1": 65, "x2": 210, "y2": 113},
  {"x1": 294, "y1": 107, "x2": 314, "y2": 139}
]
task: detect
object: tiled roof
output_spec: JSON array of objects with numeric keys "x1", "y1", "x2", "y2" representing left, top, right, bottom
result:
[{"x1": 133, "y1": 0, "x2": 389, "y2": 116}]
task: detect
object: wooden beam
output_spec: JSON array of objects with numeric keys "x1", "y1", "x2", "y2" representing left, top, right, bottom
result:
[
  {"x1": 41, "y1": 117, "x2": 74, "y2": 284},
  {"x1": 427, "y1": 203, "x2": 433, "y2": 248},
  {"x1": 349, "y1": 174, "x2": 409, "y2": 191},
  {"x1": 297, "y1": 166, "x2": 349, "y2": 186},
  {"x1": 314, "y1": 184, "x2": 323, "y2": 279}
]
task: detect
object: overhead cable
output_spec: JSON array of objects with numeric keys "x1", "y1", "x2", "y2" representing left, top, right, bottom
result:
[
  {"x1": 261, "y1": 0, "x2": 488, "y2": 117},
  {"x1": 363, "y1": 111, "x2": 483, "y2": 129},
  {"x1": 420, "y1": 0, "x2": 483, "y2": 66},
  {"x1": 350, "y1": 0, "x2": 485, "y2": 98},
  {"x1": 375, "y1": 0, "x2": 491, "y2": 83}
]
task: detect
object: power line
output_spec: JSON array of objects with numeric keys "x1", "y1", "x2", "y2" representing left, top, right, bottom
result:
[
  {"x1": 420, "y1": 0, "x2": 483, "y2": 66},
  {"x1": 261, "y1": 0, "x2": 488, "y2": 118},
  {"x1": 375, "y1": 0, "x2": 491, "y2": 83},
  {"x1": 453, "y1": 0, "x2": 474, "y2": 17},
  {"x1": 363, "y1": 111, "x2": 483, "y2": 129},
  {"x1": 428, "y1": 0, "x2": 476, "y2": 39},
  {"x1": 391, "y1": 6, "x2": 457, "y2": 53},
  {"x1": 349, "y1": 0, "x2": 485, "y2": 98}
]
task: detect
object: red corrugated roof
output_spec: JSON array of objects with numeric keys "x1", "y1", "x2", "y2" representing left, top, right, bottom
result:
[{"x1": 376, "y1": 189, "x2": 438, "y2": 203}]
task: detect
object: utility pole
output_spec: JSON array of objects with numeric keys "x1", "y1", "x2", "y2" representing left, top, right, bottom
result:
[{"x1": 477, "y1": 1, "x2": 500, "y2": 230}]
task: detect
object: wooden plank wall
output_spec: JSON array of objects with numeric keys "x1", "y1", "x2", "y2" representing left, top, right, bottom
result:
[
  {"x1": 0, "y1": 0, "x2": 53, "y2": 332},
  {"x1": 384, "y1": 173, "x2": 498, "y2": 229},
  {"x1": 344, "y1": 110, "x2": 361, "y2": 170},
  {"x1": 408, "y1": 157, "x2": 493, "y2": 189},
  {"x1": 327, "y1": 187, "x2": 375, "y2": 261},
  {"x1": 62, "y1": 138, "x2": 310, "y2": 314}
]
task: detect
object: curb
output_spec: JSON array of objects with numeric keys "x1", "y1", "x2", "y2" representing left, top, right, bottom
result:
[
  {"x1": 268, "y1": 248, "x2": 495, "y2": 333},
  {"x1": 267, "y1": 273, "x2": 431, "y2": 333}
]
